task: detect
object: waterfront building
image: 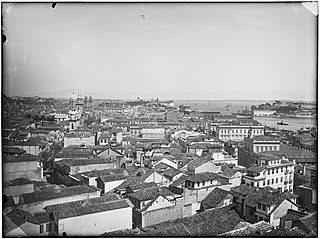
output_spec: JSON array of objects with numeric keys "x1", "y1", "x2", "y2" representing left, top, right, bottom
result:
[{"x1": 216, "y1": 121, "x2": 264, "y2": 142}]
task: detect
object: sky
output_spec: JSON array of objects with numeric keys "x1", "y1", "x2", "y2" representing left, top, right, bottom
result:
[{"x1": 2, "y1": 3, "x2": 317, "y2": 100}]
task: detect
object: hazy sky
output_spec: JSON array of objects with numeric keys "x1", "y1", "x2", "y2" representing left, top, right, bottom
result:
[{"x1": 2, "y1": 3, "x2": 317, "y2": 100}]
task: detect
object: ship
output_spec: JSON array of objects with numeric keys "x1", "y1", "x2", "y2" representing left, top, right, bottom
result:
[{"x1": 277, "y1": 120, "x2": 288, "y2": 126}]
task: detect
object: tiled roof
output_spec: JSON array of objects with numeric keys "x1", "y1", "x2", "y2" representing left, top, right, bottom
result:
[
  {"x1": 144, "y1": 208, "x2": 241, "y2": 236},
  {"x1": 185, "y1": 172, "x2": 220, "y2": 183},
  {"x1": 99, "y1": 132, "x2": 111, "y2": 139},
  {"x1": 218, "y1": 168, "x2": 240, "y2": 179},
  {"x1": 47, "y1": 198, "x2": 132, "y2": 220},
  {"x1": 127, "y1": 187, "x2": 174, "y2": 201},
  {"x1": 294, "y1": 212, "x2": 317, "y2": 234},
  {"x1": 4, "y1": 139, "x2": 47, "y2": 147},
  {"x1": 3, "y1": 146, "x2": 26, "y2": 155},
  {"x1": 98, "y1": 174, "x2": 129, "y2": 182},
  {"x1": 251, "y1": 135, "x2": 279, "y2": 142},
  {"x1": 54, "y1": 145, "x2": 93, "y2": 159},
  {"x1": 5, "y1": 209, "x2": 38, "y2": 227},
  {"x1": 126, "y1": 182, "x2": 158, "y2": 192},
  {"x1": 281, "y1": 209, "x2": 308, "y2": 222},
  {"x1": 21, "y1": 185, "x2": 98, "y2": 204},
  {"x1": 246, "y1": 165, "x2": 266, "y2": 173},
  {"x1": 56, "y1": 158, "x2": 113, "y2": 167},
  {"x1": 187, "y1": 157, "x2": 211, "y2": 169},
  {"x1": 3, "y1": 154, "x2": 43, "y2": 163},
  {"x1": 170, "y1": 175, "x2": 188, "y2": 187},
  {"x1": 4, "y1": 195, "x2": 15, "y2": 208},
  {"x1": 268, "y1": 144, "x2": 316, "y2": 159},
  {"x1": 34, "y1": 211, "x2": 51, "y2": 223},
  {"x1": 201, "y1": 188, "x2": 231, "y2": 210},
  {"x1": 163, "y1": 168, "x2": 182, "y2": 178},
  {"x1": 4, "y1": 178, "x2": 33, "y2": 186},
  {"x1": 75, "y1": 169, "x2": 127, "y2": 178},
  {"x1": 114, "y1": 168, "x2": 157, "y2": 190}
]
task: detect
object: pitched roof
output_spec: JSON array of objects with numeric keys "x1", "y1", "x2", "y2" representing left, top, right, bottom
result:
[
  {"x1": 163, "y1": 168, "x2": 183, "y2": 178},
  {"x1": 185, "y1": 172, "x2": 220, "y2": 183},
  {"x1": 187, "y1": 157, "x2": 212, "y2": 169},
  {"x1": 5, "y1": 209, "x2": 38, "y2": 227},
  {"x1": 4, "y1": 177, "x2": 33, "y2": 187},
  {"x1": 4, "y1": 195, "x2": 15, "y2": 208},
  {"x1": 3, "y1": 154, "x2": 43, "y2": 163},
  {"x1": 127, "y1": 187, "x2": 174, "y2": 201},
  {"x1": 75, "y1": 169, "x2": 127, "y2": 178},
  {"x1": 21, "y1": 185, "x2": 98, "y2": 204},
  {"x1": 144, "y1": 208, "x2": 241, "y2": 237},
  {"x1": 3, "y1": 146, "x2": 26, "y2": 155},
  {"x1": 246, "y1": 164, "x2": 266, "y2": 173},
  {"x1": 56, "y1": 158, "x2": 113, "y2": 167},
  {"x1": 126, "y1": 182, "x2": 158, "y2": 192},
  {"x1": 281, "y1": 209, "x2": 308, "y2": 222},
  {"x1": 98, "y1": 173, "x2": 129, "y2": 182},
  {"x1": 201, "y1": 188, "x2": 231, "y2": 210},
  {"x1": 114, "y1": 168, "x2": 158, "y2": 190},
  {"x1": 47, "y1": 198, "x2": 132, "y2": 220}
]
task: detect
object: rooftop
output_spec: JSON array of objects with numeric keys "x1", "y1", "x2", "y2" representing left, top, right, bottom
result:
[
  {"x1": 127, "y1": 187, "x2": 174, "y2": 201},
  {"x1": 46, "y1": 198, "x2": 132, "y2": 220},
  {"x1": 4, "y1": 177, "x2": 33, "y2": 187},
  {"x1": 201, "y1": 187, "x2": 231, "y2": 210},
  {"x1": 20, "y1": 185, "x2": 98, "y2": 204},
  {"x1": 185, "y1": 172, "x2": 221, "y2": 183},
  {"x1": 3, "y1": 154, "x2": 43, "y2": 163}
]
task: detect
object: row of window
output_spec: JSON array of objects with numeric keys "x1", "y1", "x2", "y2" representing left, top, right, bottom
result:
[
  {"x1": 255, "y1": 146, "x2": 278, "y2": 152},
  {"x1": 220, "y1": 129, "x2": 263, "y2": 134}
]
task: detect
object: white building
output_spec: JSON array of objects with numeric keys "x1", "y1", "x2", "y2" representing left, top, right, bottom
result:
[
  {"x1": 46, "y1": 195, "x2": 133, "y2": 236},
  {"x1": 216, "y1": 123, "x2": 264, "y2": 142},
  {"x1": 242, "y1": 154, "x2": 294, "y2": 193}
]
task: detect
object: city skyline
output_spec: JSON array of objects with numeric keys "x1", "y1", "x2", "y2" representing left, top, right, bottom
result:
[{"x1": 2, "y1": 3, "x2": 317, "y2": 101}]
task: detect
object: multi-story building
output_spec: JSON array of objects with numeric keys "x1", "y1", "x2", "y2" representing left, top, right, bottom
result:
[
  {"x1": 239, "y1": 136, "x2": 281, "y2": 167},
  {"x1": 242, "y1": 154, "x2": 295, "y2": 193},
  {"x1": 216, "y1": 122, "x2": 264, "y2": 142}
]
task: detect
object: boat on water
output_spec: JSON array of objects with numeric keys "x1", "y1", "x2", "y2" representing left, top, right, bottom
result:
[{"x1": 277, "y1": 120, "x2": 288, "y2": 126}]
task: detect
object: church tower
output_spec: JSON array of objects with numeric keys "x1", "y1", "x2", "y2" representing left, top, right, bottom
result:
[
  {"x1": 69, "y1": 90, "x2": 77, "y2": 109},
  {"x1": 84, "y1": 94, "x2": 88, "y2": 109},
  {"x1": 88, "y1": 94, "x2": 93, "y2": 108}
]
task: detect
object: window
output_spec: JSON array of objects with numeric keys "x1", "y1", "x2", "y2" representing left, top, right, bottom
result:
[
  {"x1": 272, "y1": 169, "x2": 274, "y2": 174},
  {"x1": 281, "y1": 167, "x2": 283, "y2": 173},
  {"x1": 40, "y1": 224, "x2": 44, "y2": 234},
  {"x1": 267, "y1": 179, "x2": 270, "y2": 185},
  {"x1": 210, "y1": 180, "x2": 213, "y2": 184},
  {"x1": 257, "y1": 203, "x2": 261, "y2": 209},
  {"x1": 262, "y1": 204, "x2": 266, "y2": 211},
  {"x1": 276, "y1": 168, "x2": 278, "y2": 173},
  {"x1": 272, "y1": 179, "x2": 274, "y2": 184},
  {"x1": 202, "y1": 181, "x2": 205, "y2": 186},
  {"x1": 197, "y1": 182, "x2": 200, "y2": 187},
  {"x1": 280, "y1": 177, "x2": 283, "y2": 182},
  {"x1": 276, "y1": 178, "x2": 278, "y2": 183},
  {"x1": 268, "y1": 170, "x2": 270, "y2": 175},
  {"x1": 263, "y1": 181, "x2": 266, "y2": 186},
  {"x1": 46, "y1": 223, "x2": 51, "y2": 232}
]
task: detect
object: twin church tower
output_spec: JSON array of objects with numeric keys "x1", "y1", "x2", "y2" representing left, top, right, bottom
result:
[{"x1": 69, "y1": 90, "x2": 93, "y2": 112}]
